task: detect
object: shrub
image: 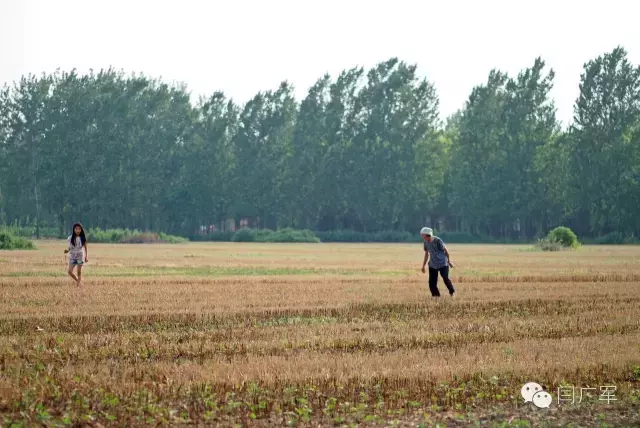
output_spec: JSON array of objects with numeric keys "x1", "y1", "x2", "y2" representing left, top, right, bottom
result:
[
  {"x1": 231, "y1": 228, "x2": 320, "y2": 243},
  {"x1": 374, "y1": 230, "x2": 418, "y2": 243},
  {"x1": 315, "y1": 230, "x2": 421, "y2": 243},
  {"x1": 232, "y1": 227, "x2": 255, "y2": 242},
  {"x1": 438, "y1": 231, "x2": 493, "y2": 244},
  {"x1": 535, "y1": 238, "x2": 563, "y2": 252},
  {"x1": 120, "y1": 232, "x2": 161, "y2": 244},
  {"x1": 265, "y1": 228, "x2": 321, "y2": 243},
  {"x1": 314, "y1": 230, "x2": 370, "y2": 242},
  {"x1": 86, "y1": 228, "x2": 132, "y2": 243},
  {"x1": 190, "y1": 231, "x2": 235, "y2": 242},
  {"x1": 546, "y1": 226, "x2": 580, "y2": 248},
  {"x1": 0, "y1": 223, "x2": 59, "y2": 239},
  {"x1": 0, "y1": 231, "x2": 36, "y2": 250},
  {"x1": 159, "y1": 233, "x2": 189, "y2": 244},
  {"x1": 314, "y1": 229, "x2": 494, "y2": 243},
  {"x1": 86, "y1": 228, "x2": 188, "y2": 244}
]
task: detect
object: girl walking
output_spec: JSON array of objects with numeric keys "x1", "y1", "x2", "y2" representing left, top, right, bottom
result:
[{"x1": 64, "y1": 223, "x2": 88, "y2": 286}]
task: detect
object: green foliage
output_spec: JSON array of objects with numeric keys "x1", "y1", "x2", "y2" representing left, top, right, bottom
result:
[
  {"x1": 267, "y1": 228, "x2": 320, "y2": 243},
  {"x1": 437, "y1": 232, "x2": 494, "y2": 243},
  {"x1": 535, "y1": 238, "x2": 563, "y2": 252},
  {"x1": 0, "y1": 231, "x2": 36, "y2": 250},
  {"x1": 231, "y1": 228, "x2": 256, "y2": 242},
  {"x1": 0, "y1": 48, "x2": 639, "y2": 242},
  {"x1": 232, "y1": 228, "x2": 320, "y2": 243},
  {"x1": 158, "y1": 233, "x2": 189, "y2": 244},
  {"x1": 315, "y1": 230, "x2": 418, "y2": 243},
  {"x1": 547, "y1": 226, "x2": 580, "y2": 248},
  {"x1": 593, "y1": 232, "x2": 639, "y2": 245},
  {"x1": 0, "y1": 221, "x2": 60, "y2": 239},
  {"x1": 119, "y1": 233, "x2": 162, "y2": 244},
  {"x1": 86, "y1": 228, "x2": 187, "y2": 244},
  {"x1": 86, "y1": 228, "x2": 131, "y2": 243},
  {"x1": 449, "y1": 59, "x2": 559, "y2": 239},
  {"x1": 191, "y1": 229, "x2": 497, "y2": 244},
  {"x1": 315, "y1": 230, "x2": 495, "y2": 243},
  {"x1": 570, "y1": 47, "x2": 640, "y2": 235},
  {"x1": 190, "y1": 231, "x2": 235, "y2": 242}
]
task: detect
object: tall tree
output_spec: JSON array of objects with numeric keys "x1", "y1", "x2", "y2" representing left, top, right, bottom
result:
[
  {"x1": 502, "y1": 58, "x2": 559, "y2": 238},
  {"x1": 232, "y1": 82, "x2": 297, "y2": 229},
  {"x1": 172, "y1": 92, "x2": 238, "y2": 233},
  {"x1": 570, "y1": 46, "x2": 640, "y2": 235},
  {"x1": 285, "y1": 75, "x2": 331, "y2": 229},
  {"x1": 0, "y1": 73, "x2": 55, "y2": 235},
  {"x1": 449, "y1": 70, "x2": 509, "y2": 236}
]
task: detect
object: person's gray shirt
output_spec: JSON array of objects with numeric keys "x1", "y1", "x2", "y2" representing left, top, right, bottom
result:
[{"x1": 424, "y1": 236, "x2": 448, "y2": 269}]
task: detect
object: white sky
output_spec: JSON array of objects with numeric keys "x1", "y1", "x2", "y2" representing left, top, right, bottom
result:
[{"x1": 1, "y1": 0, "x2": 639, "y2": 127}]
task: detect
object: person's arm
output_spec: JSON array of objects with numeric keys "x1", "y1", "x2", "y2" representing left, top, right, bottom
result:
[
  {"x1": 421, "y1": 250, "x2": 429, "y2": 272},
  {"x1": 84, "y1": 241, "x2": 88, "y2": 261},
  {"x1": 443, "y1": 245, "x2": 454, "y2": 267},
  {"x1": 64, "y1": 237, "x2": 70, "y2": 254}
]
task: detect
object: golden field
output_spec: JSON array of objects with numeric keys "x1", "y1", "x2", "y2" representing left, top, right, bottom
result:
[{"x1": 1, "y1": 241, "x2": 639, "y2": 427}]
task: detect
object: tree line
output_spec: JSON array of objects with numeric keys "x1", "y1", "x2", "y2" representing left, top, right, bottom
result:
[{"x1": 1, "y1": 46, "x2": 639, "y2": 241}]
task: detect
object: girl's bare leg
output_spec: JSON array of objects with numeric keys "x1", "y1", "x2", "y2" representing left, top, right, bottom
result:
[
  {"x1": 67, "y1": 265, "x2": 78, "y2": 283},
  {"x1": 76, "y1": 265, "x2": 83, "y2": 287}
]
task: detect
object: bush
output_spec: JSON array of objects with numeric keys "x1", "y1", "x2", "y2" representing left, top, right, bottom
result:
[
  {"x1": 546, "y1": 226, "x2": 580, "y2": 248},
  {"x1": 231, "y1": 227, "x2": 255, "y2": 242},
  {"x1": 0, "y1": 223, "x2": 60, "y2": 239},
  {"x1": 315, "y1": 230, "x2": 421, "y2": 243},
  {"x1": 231, "y1": 228, "x2": 320, "y2": 243},
  {"x1": 314, "y1": 229, "x2": 494, "y2": 243},
  {"x1": 0, "y1": 231, "x2": 36, "y2": 250},
  {"x1": 314, "y1": 230, "x2": 370, "y2": 242},
  {"x1": 535, "y1": 238, "x2": 563, "y2": 252},
  {"x1": 438, "y1": 231, "x2": 494, "y2": 243},
  {"x1": 373, "y1": 230, "x2": 418, "y2": 243},
  {"x1": 265, "y1": 228, "x2": 321, "y2": 243},
  {"x1": 189, "y1": 231, "x2": 235, "y2": 242},
  {"x1": 86, "y1": 228, "x2": 188, "y2": 244},
  {"x1": 159, "y1": 233, "x2": 189, "y2": 244},
  {"x1": 120, "y1": 232, "x2": 161, "y2": 244}
]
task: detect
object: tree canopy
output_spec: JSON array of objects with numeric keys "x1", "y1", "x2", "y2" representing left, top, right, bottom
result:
[{"x1": 1, "y1": 47, "x2": 639, "y2": 240}]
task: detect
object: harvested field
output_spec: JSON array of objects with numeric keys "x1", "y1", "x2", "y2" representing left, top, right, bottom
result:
[{"x1": 1, "y1": 241, "x2": 639, "y2": 426}]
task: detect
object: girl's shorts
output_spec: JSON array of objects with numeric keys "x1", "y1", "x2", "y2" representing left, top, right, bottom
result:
[{"x1": 69, "y1": 255, "x2": 84, "y2": 266}]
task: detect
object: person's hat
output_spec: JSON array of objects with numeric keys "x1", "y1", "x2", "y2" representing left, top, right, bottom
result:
[{"x1": 420, "y1": 227, "x2": 433, "y2": 236}]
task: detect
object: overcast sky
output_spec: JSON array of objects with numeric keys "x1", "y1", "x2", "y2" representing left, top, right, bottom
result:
[{"x1": 1, "y1": 0, "x2": 639, "y2": 126}]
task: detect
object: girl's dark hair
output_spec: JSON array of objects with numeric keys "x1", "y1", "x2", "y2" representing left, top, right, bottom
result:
[{"x1": 72, "y1": 223, "x2": 87, "y2": 246}]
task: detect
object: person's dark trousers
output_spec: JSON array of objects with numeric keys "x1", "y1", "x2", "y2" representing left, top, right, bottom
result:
[{"x1": 428, "y1": 266, "x2": 455, "y2": 296}]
